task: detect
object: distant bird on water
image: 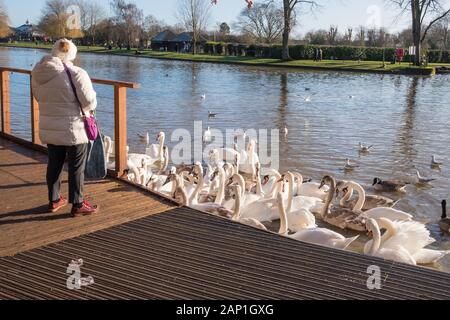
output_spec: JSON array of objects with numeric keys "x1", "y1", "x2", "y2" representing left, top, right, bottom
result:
[
  {"x1": 416, "y1": 170, "x2": 435, "y2": 184},
  {"x1": 283, "y1": 126, "x2": 288, "y2": 137},
  {"x1": 208, "y1": 111, "x2": 217, "y2": 118},
  {"x1": 344, "y1": 158, "x2": 359, "y2": 171},
  {"x1": 359, "y1": 142, "x2": 373, "y2": 153},
  {"x1": 440, "y1": 200, "x2": 450, "y2": 233},
  {"x1": 201, "y1": 94, "x2": 206, "y2": 100},
  {"x1": 431, "y1": 155, "x2": 443, "y2": 168}
]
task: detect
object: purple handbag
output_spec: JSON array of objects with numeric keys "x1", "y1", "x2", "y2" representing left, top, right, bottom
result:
[{"x1": 63, "y1": 63, "x2": 98, "y2": 141}]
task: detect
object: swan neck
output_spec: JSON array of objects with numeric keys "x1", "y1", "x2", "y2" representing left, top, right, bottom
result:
[
  {"x1": 322, "y1": 177, "x2": 336, "y2": 217},
  {"x1": 340, "y1": 186, "x2": 353, "y2": 206},
  {"x1": 256, "y1": 172, "x2": 263, "y2": 196},
  {"x1": 369, "y1": 222, "x2": 382, "y2": 255},
  {"x1": 287, "y1": 173, "x2": 294, "y2": 213},
  {"x1": 215, "y1": 168, "x2": 226, "y2": 205},
  {"x1": 233, "y1": 187, "x2": 242, "y2": 220},
  {"x1": 442, "y1": 202, "x2": 447, "y2": 219},
  {"x1": 189, "y1": 167, "x2": 204, "y2": 204},
  {"x1": 278, "y1": 195, "x2": 288, "y2": 235},
  {"x1": 352, "y1": 182, "x2": 366, "y2": 212}
]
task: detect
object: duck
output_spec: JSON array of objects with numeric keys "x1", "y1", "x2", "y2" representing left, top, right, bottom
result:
[
  {"x1": 431, "y1": 155, "x2": 443, "y2": 168},
  {"x1": 416, "y1": 170, "x2": 435, "y2": 184},
  {"x1": 365, "y1": 218, "x2": 450, "y2": 265},
  {"x1": 372, "y1": 178, "x2": 409, "y2": 192},
  {"x1": 319, "y1": 176, "x2": 367, "y2": 232},
  {"x1": 337, "y1": 181, "x2": 396, "y2": 211},
  {"x1": 337, "y1": 180, "x2": 413, "y2": 221},
  {"x1": 277, "y1": 192, "x2": 359, "y2": 250},
  {"x1": 358, "y1": 142, "x2": 373, "y2": 153},
  {"x1": 440, "y1": 200, "x2": 450, "y2": 233}
]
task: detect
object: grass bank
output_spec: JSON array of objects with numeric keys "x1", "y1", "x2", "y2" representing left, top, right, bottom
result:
[{"x1": 2, "y1": 42, "x2": 447, "y2": 75}]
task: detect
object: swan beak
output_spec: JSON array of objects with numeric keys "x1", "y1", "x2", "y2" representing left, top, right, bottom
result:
[{"x1": 319, "y1": 181, "x2": 326, "y2": 189}]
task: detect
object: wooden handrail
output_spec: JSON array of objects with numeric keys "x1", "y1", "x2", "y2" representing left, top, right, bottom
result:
[{"x1": 0, "y1": 66, "x2": 139, "y2": 177}]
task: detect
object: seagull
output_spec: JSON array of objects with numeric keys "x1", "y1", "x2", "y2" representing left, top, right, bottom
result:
[
  {"x1": 344, "y1": 158, "x2": 359, "y2": 171},
  {"x1": 349, "y1": 95, "x2": 355, "y2": 99},
  {"x1": 416, "y1": 170, "x2": 435, "y2": 184},
  {"x1": 431, "y1": 155, "x2": 443, "y2": 168},
  {"x1": 304, "y1": 95, "x2": 312, "y2": 102},
  {"x1": 283, "y1": 126, "x2": 288, "y2": 137},
  {"x1": 359, "y1": 142, "x2": 373, "y2": 153},
  {"x1": 208, "y1": 111, "x2": 217, "y2": 118},
  {"x1": 201, "y1": 94, "x2": 206, "y2": 100},
  {"x1": 137, "y1": 132, "x2": 150, "y2": 145}
]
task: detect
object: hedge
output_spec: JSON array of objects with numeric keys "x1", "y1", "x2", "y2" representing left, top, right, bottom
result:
[{"x1": 203, "y1": 42, "x2": 450, "y2": 63}]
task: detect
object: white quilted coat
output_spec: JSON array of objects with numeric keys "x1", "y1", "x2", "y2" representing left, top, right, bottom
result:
[{"x1": 31, "y1": 56, "x2": 97, "y2": 146}]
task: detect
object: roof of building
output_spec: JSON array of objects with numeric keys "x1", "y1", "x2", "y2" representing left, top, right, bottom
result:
[
  {"x1": 151, "y1": 30, "x2": 176, "y2": 42},
  {"x1": 168, "y1": 32, "x2": 208, "y2": 43}
]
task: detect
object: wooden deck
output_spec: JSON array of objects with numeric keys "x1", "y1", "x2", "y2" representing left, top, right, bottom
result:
[
  {"x1": 0, "y1": 137, "x2": 176, "y2": 257},
  {"x1": 0, "y1": 136, "x2": 450, "y2": 300}
]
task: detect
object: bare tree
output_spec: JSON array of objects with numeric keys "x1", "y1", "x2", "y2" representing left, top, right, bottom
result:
[
  {"x1": 177, "y1": 0, "x2": 211, "y2": 54},
  {"x1": 143, "y1": 14, "x2": 166, "y2": 41},
  {"x1": 327, "y1": 25, "x2": 338, "y2": 45},
  {"x1": 0, "y1": 1, "x2": 11, "y2": 38},
  {"x1": 344, "y1": 27, "x2": 353, "y2": 45},
  {"x1": 389, "y1": 0, "x2": 450, "y2": 65},
  {"x1": 38, "y1": 0, "x2": 69, "y2": 38},
  {"x1": 111, "y1": 0, "x2": 144, "y2": 48},
  {"x1": 76, "y1": 0, "x2": 106, "y2": 45},
  {"x1": 236, "y1": 1, "x2": 285, "y2": 44},
  {"x1": 356, "y1": 26, "x2": 366, "y2": 46}
]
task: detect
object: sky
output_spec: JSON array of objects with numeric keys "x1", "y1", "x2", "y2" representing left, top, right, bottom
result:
[{"x1": 4, "y1": 0, "x2": 450, "y2": 36}]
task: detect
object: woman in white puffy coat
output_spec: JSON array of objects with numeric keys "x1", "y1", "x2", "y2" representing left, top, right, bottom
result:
[{"x1": 32, "y1": 39, "x2": 99, "y2": 216}]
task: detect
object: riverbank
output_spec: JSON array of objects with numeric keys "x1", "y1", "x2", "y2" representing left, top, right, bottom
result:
[{"x1": 1, "y1": 42, "x2": 447, "y2": 75}]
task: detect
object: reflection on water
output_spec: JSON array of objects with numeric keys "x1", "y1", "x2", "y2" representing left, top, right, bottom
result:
[{"x1": 1, "y1": 47, "x2": 449, "y2": 272}]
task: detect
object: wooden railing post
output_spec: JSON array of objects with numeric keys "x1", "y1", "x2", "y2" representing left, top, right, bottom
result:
[
  {"x1": 29, "y1": 76, "x2": 41, "y2": 145},
  {"x1": 0, "y1": 71, "x2": 11, "y2": 134},
  {"x1": 114, "y1": 85, "x2": 127, "y2": 177}
]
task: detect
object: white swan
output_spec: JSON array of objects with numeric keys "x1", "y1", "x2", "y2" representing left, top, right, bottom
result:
[
  {"x1": 365, "y1": 218, "x2": 450, "y2": 265},
  {"x1": 285, "y1": 172, "x2": 324, "y2": 215},
  {"x1": 170, "y1": 173, "x2": 233, "y2": 218},
  {"x1": 337, "y1": 180, "x2": 396, "y2": 211},
  {"x1": 240, "y1": 178, "x2": 284, "y2": 222},
  {"x1": 232, "y1": 185, "x2": 267, "y2": 231},
  {"x1": 203, "y1": 127, "x2": 212, "y2": 143},
  {"x1": 145, "y1": 132, "x2": 165, "y2": 163},
  {"x1": 278, "y1": 192, "x2": 359, "y2": 250},
  {"x1": 239, "y1": 139, "x2": 259, "y2": 177},
  {"x1": 339, "y1": 181, "x2": 413, "y2": 221},
  {"x1": 292, "y1": 172, "x2": 328, "y2": 201},
  {"x1": 261, "y1": 169, "x2": 282, "y2": 197}
]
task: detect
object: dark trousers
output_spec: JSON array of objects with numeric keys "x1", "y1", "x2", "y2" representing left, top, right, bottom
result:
[{"x1": 47, "y1": 144, "x2": 88, "y2": 205}]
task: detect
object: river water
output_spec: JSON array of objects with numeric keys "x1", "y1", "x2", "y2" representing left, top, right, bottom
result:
[{"x1": 1, "y1": 47, "x2": 449, "y2": 272}]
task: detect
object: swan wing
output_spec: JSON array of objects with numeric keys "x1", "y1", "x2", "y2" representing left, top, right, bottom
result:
[
  {"x1": 145, "y1": 144, "x2": 160, "y2": 159},
  {"x1": 362, "y1": 207, "x2": 413, "y2": 221},
  {"x1": 374, "y1": 246, "x2": 417, "y2": 265},
  {"x1": 412, "y1": 249, "x2": 450, "y2": 265},
  {"x1": 290, "y1": 228, "x2": 357, "y2": 249},
  {"x1": 382, "y1": 220, "x2": 434, "y2": 255},
  {"x1": 241, "y1": 199, "x2": 279, "y2": 222},
  {"x1": 288, "y1": 209, "x2": 317, "y2": 232}
]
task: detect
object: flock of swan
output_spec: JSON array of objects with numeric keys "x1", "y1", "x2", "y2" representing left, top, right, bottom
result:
[{"x1": 102, "y1": 131, "x2": 450, "y2": 267}]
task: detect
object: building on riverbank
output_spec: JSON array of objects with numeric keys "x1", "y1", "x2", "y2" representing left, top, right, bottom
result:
[
  {"x1": 9, "y1": 20, "x2": 45, "y2": 42},
  {"x1": 151, "y1": 30, "x2": 208, "y2": 53}
]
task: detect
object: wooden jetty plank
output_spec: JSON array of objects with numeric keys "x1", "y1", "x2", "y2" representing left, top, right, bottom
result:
[
  {"x1": 0, "y1": 206, "x2": 449, "y2": 300},
  {"x1": 0, "y1": 137, "x2": 176, "y2": 257}
]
